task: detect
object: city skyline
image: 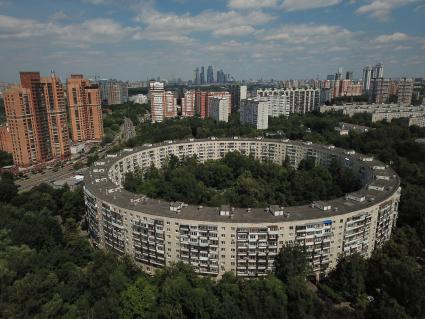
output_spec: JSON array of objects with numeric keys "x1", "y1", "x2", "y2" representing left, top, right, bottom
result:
[{"x1": 0, "y1": 0, "x2": 424, "y2": 82}]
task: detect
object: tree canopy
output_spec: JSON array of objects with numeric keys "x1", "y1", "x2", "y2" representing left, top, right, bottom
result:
[
  {"x1": 124, "y1": 152, "x2": 360, "y2": 208},
  {"x1": 2, "y1": 112, "x2": 425, "y2": 318}
]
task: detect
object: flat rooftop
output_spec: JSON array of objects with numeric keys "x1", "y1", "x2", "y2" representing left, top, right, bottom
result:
[{"x1": 84, "y1": 138, "x2": 400, "y2": 223}]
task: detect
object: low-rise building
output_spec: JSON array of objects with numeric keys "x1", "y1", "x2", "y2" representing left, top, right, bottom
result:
[
  {"x1": 320, "y1": 104, "x2": 425, "y2": 125},
  {"x1": 129, "y1": 94, "x2": 148, "y2": 104},
  {"x1": 335, "y1": 122, "x2": 372, "y2": 135}
]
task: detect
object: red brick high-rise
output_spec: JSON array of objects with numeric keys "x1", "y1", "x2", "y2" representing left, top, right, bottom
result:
[
  {"x1": 195, "y1": 91, "x2": 232, "y2": 118},
  {"x1": 67, "y1": 75, "x2": 103, "y2": 143},
  {"x1": 3, "y1": 72, "x2": 70, "y2": 167}
]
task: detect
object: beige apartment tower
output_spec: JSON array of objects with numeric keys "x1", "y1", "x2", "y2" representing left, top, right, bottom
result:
[{"x1": 67, "y1": 75, "x2": 103, "y2": 143}]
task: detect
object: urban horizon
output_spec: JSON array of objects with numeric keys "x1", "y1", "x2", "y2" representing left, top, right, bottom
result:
[
  {"x1": 1, "y1": 64, "x2": 424, "y2": 85},
  {"x1": 1, "y1": 0, "x2": 425, "y2": 82}
]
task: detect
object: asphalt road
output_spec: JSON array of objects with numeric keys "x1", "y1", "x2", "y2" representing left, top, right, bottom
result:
[
  {"x1": 121, "y1": 117, "x2": 136, "y2": 142},
  {"x1": 16, "y1": 165, "x2": 76, "y2": 192}
]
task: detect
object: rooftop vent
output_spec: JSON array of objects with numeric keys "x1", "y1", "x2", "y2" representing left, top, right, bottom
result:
[
  {"x1": 269, "y1": 205, "x2": 285, "y2": 216},
  {"x1": 345, "y1": 193, "x2": 366, "y2": 202},
  {"x1": 220, "y1": 205, "x2": 230, "y2": 216},
  {"x1": 376, "y1": 175, "x2": 390, "y2": 180},
  {"x1": 170, "y1": 201, "x2": 184, "y2": 213},
  {"x1": 368, "y1": 184, "x2": 385, "y2": 191},
  {"x1": 311, "y1": 201, "x2": 332, "y2": 211}
]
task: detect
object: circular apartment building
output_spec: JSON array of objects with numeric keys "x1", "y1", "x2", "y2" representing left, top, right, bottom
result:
[{"x1": 84, "y1": 138, "x2": 401, "y2": 278}]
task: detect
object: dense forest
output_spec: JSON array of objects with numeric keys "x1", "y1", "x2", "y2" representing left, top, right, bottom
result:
[
  {"x1": 1, "y1": 112, "x2": 425, "y2": 318},
  {"x1": 123, "y1": 111, "x2": 371, "y2": 149},
  {"x1": 124, "y1": 152, "x2": 361, "y2": 208},
  {"x1": 126, "y1": 113, "x2": 259, "y2": 147}
]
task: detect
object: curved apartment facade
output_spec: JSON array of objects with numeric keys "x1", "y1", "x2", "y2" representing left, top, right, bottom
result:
[{"x1": 84, "y1": 138, "x2": 400, "y2": 278}]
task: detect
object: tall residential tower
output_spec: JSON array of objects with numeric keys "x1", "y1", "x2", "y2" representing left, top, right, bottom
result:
[
  {"x1": 3, "y1": 72, "x2": 70, "y2": 167},
  {"x1": 67, "y1": 75, "x2": 103, "y2": 143}
]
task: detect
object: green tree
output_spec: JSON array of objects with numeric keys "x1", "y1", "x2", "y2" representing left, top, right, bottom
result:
[
  {"x1": 275, "y1": 245, "x2": 311, "y2": 284},
  {"x1": 322, "y1": 254, "x2": 367, "y2": 306}
]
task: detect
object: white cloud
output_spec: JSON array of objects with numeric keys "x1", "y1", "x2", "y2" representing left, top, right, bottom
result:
[
  {"x1": 375, "y1": 32, "x2": 410, "y2": 43},
  {"x1": 406, "y1": 55, "x2": 424, "y2": 65},
  {"x1": 281, "y1": 0, "x2": 341, "y2": 11},
  {"x1": 259, "y1": 24, "x2": 354, "y2": 44},
  {"x1": 356, "y1": 0, "x2": 419, "y2": 21},
  {"x1": 82, "y1": 0, "x2": 109, "y2": 4},
  {"x1": 228, "y1": 0, "x2": 278, "y2": 9},
  {"x1": 228, "y1": 0, "x2": 341, "y2": 11},
  {"x1": 0, "y1": 14, "x2": 138, "y2": 44},
  {"x1": 0, "y1": 14, "x2": 50, "y2": 39},
  {"x1": 134, "y1": 7, "x2": 275, "y2": 42},
  {"x1": 213, "y1": 25, "x2": 255, "y2": 37}
]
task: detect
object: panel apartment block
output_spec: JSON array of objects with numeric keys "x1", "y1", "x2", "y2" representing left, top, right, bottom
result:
[{"x1": 84, "y1": 138, "x2": 400, "y2": 279}]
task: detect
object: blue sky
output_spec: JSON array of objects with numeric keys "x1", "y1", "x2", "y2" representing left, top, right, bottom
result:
[{"x1": 0, "y1": 0, "x2": 424, "y2": 82}]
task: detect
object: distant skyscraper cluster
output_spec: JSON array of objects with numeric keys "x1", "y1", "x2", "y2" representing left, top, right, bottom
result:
[
  {"x1": 192, "y1": 65, "x2": 232, "y2": 85},
  {"x1": 0, "y1": 72, "x2": 103, "y2": 168}
]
